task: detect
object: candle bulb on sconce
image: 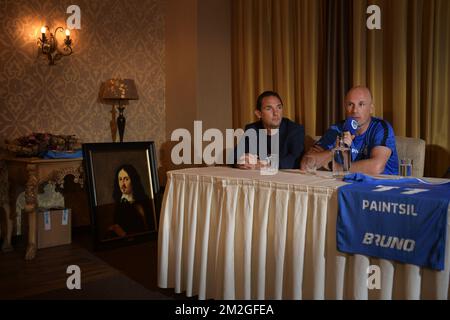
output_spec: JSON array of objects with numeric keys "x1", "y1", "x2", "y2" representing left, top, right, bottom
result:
[
  {"x1": 64, "y1": 29, "x2": 72, "y2": 47},
  {"x1": 41, "y1": 26, "x2": 47, "y2": 42}
]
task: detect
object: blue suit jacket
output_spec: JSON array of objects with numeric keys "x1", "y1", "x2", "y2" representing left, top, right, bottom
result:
[{"x1": 235, "y1": 118, "x2": 305, "y2": 169}]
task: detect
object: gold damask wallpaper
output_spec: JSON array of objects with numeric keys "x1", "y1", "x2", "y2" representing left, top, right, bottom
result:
[{"x1": 0, "y1": 0, "x2": 165, "y2": 150}]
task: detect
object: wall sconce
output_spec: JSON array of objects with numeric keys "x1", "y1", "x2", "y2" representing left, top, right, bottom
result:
[
  {"x1": 101, "y1": 79, "x2": 139, "y2": 143},
  {"x1": 38, "y1": 26, "x2": 73, "y2": 65}
]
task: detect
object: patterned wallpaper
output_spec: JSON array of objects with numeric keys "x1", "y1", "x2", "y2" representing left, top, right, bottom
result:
[{"x1": 0, "y1": 0, "x2": 165, "y2": 151}]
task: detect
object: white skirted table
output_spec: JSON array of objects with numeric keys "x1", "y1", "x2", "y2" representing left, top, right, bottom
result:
[{"x1": 157, "y1": 167, "x2": 450, "y2": 300}]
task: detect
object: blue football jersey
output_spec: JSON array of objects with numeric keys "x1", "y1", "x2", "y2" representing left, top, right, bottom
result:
[
  {"x1": 317, "y1": 117, "x2": 399, "y2": 175},
  {"x1": 338, "y1": 173, "x2": 450, "y2": 270}
]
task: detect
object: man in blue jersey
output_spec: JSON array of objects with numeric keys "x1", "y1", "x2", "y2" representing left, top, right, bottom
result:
[{"x1": 301, "y1": 86, "x2": 399, "y2": 175}]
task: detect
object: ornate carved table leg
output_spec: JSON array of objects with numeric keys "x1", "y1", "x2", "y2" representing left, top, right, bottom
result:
[
  {"x1": 24, "y1": 164, "x2": 38, "y2": 260},
  {"x1": 1, "y1": 162, "x2": 13, "y2": 252},
  {"x1": 1, "y1": 205, "x2": 13, "y2": 253}
]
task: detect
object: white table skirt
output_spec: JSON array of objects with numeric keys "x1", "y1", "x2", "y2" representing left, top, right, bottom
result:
[{"x1": 157, "y1": 167, "x2": 450, "y2": 300}]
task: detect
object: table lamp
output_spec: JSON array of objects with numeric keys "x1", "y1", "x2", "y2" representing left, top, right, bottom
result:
[{"x1": 101, "y1": 79, "x2": 139, "y2": 142}]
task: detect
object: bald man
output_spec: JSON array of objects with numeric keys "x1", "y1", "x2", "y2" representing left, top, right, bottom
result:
[{"x1": 301, "y1": 86, "x2": 399, "y2": 175}]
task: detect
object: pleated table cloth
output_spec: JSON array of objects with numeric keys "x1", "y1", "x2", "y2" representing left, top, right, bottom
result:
[{"x1": 158, "y1": 167, "x2": 450, "y2": 300}]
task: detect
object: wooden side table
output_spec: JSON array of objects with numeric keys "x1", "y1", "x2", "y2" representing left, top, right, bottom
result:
[{"x1": 4, "y1": 157, "x2": 83, "y2": 260}]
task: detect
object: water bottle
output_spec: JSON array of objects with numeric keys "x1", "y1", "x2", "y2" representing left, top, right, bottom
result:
[{"x1": 332, "y1": 135, "x2": 351, "y2": 178}]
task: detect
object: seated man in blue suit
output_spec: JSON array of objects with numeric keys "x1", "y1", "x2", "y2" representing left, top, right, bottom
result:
[{"x1": 235, "y1": 91, "x2": 305, "y2": 170}]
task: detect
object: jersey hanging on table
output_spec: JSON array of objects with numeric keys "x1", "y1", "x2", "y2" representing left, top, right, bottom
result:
[{"x1": 337, "y1": 173, "x2": 450, "y2": 270}]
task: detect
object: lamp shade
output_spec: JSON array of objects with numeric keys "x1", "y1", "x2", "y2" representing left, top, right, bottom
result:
[{"x1": 102, "y1": 79, "x2": 138, "y2": 100}]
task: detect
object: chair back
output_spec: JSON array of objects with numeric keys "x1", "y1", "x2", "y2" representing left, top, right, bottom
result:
[{"x1": 395, "y1": 136, "x2": 426, "y2": 177}]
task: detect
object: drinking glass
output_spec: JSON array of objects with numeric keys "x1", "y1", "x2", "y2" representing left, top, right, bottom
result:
[
  {"x1": 260, "y1": 154, "x2": 278, "y2": 175},
  {"x1": 399, "y1": 159, "x2": 413, "y2": 177},
  {"x1": 303, "y1": 155, "x2": 317, "y2": 175}
]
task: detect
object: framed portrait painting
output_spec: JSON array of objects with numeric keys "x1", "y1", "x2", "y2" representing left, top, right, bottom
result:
[{"x1": 83, "y1": 142, "x2": 159, "y2": 248}]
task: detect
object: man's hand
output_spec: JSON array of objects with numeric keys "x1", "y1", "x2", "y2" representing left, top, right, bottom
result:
[
  {"x1": 300, "y1": 144, "x2": 332, "y2": 171},
  {"x1": 237, "y1": 153, "x2": 267, "y2": 170},
  {"x1": 342, "y1": 131, "x2": 355, "y2": 147}
]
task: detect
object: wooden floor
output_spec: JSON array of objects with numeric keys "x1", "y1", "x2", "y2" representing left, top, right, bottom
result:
[
  {"x1": 0, "y1": 244, "x2": 117, "y2": 299},
  {"x1": 0, "y1": 232, "x2": 178, "y2": 300}
]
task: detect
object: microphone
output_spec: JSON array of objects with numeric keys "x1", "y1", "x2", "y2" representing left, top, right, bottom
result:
[
  {"x1": 339, "y1": 117, "x2": 359, "y2": 149},
  {"x1": 343, "y1": 117, "x2": 359, "y2": 136}
]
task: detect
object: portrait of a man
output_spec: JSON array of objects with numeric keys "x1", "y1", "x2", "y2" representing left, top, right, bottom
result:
[{"x1": 107, "y1": 164, "x2": 155, "y2": 239}]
